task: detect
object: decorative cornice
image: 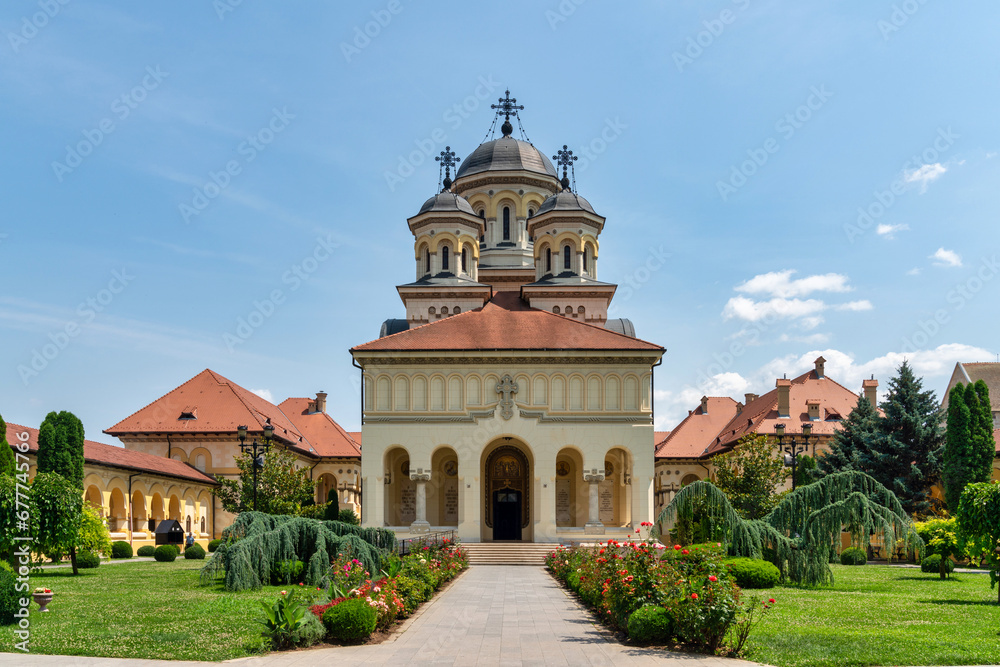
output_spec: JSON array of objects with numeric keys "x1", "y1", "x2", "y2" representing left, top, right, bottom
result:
[{"x1": 353, "y1": 354, "x2": 662, "y2": 366}]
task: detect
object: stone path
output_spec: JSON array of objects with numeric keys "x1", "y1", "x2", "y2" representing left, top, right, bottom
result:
[{"x1": 2, "y1": 566, "x2": 761, "y2": 667}]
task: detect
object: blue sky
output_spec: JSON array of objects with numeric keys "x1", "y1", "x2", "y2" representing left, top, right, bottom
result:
[{"x1": 2, "y1": 1, "x2": 997, "y2": 444}]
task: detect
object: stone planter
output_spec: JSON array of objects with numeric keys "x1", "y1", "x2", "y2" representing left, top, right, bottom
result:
[{"x1": 32, "y1": 592, "x2": 54, "y2": 612}]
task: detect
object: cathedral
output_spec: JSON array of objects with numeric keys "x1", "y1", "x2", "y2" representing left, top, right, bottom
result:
[{"x1": 353, "y1": 92, "x2": 664, "y2": 543}]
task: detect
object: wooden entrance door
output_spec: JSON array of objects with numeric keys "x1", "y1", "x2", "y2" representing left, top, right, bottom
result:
[{"x1": 493, "y1": 489, "x2": 522, "y2": 541}]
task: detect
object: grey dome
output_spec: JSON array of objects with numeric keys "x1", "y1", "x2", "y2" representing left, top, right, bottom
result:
[
  {"x1": 455, "y1": 137, "x2": 558, "y2": 179},
  {"x1": 535, "y1": 189, "x2": 598, "y2": 216},
  {"x1": 417, "y1": 192, "x2": 476, "y2": 216}
]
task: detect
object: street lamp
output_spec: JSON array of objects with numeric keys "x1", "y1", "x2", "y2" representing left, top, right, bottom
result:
[
  {"x1": 774, "y1": 423, "x2": 812, "y2": 490},
  {"x1": 236, "y1": 422, "x2": 274, "y2": 511}
]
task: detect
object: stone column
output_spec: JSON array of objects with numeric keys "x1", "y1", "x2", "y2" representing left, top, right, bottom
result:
[
  {"x1": 575, "y1": 251, "x2": 584, "y2": 275},
  {"x1": 410, "y1": 471, "x2": 431, "y2": 534},
  {"x1": 584, "y1": 470, "x2": 605, "y2": 535}
]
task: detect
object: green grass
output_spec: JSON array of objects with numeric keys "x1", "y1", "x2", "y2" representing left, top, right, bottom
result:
[
  {"x1": 747, "y1": 564, "x2": 1000, "y2": 667},
  {"x1": 0, "y1": 560, "x2": 302, "y2": 661}
]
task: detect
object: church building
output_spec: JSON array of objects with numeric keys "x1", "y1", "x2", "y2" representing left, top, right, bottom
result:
[{"x1": 352, "y1": 92, "x2": 665, "y2": 543}]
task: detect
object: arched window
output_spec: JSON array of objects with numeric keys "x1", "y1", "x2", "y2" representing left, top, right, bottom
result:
[
  {"x1": 429, "y1": 306, "x2": 437, "y2": 318},
  {"x1": 478, "y1": 209, "x2": 485, "y2": 219},
  {"x1": 553, "y1": 306, "x2": 561, "y2": 314},
  {"x1": 186, "y1": 516, "x2": 192, "y2": 533},
  {"x1": 452, "y1": 307, "x2": 460, "y2": 314},
  {"x1": 462, "y1": 247, "x2": 469, "y2": 274},
  {"x1": 502, "y1": 207, "x2": 511, "y2": 240},
  {"x1": 545, "y1": 247, "x2": 552, "y2": 273},
  {"x1": 424, "y1": 248, "x2": 430, "y2": 275},
  {"x1": 583, "y1": 249, "x2": 588, "y2": 272},
  {"x1": 528, "y1": 209, "x2": 534, "y2": 217},
  {"x1": 200, "y1": 516, "x2": 206, "y2": 533},
  {"x1": 441, "y1": 306, "x2": 449, "y2": 315},
  {"x1": 563, "y1": 245, "x2": 571, "y2": 271},
  {"x1": 442, "y1": 245, "x2": 450, "y2": 271}
]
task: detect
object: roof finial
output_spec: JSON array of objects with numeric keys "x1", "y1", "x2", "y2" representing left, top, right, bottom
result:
[
  {"x1": 435, "y1": 146, "x2": 460, "y2": 191},
  {"x1": 553, "y1": 145, "x2": 578, "y2": 191},
  {"x1": 491, "y1": 89, "x2": 524, "y2": 138}
]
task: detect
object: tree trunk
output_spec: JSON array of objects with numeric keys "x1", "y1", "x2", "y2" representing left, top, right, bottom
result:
[
  {"x1": 939, "y1": 555, "x2": 947, "y2": 579},
  {"x1": 70, "y1": 545, "x2": 78, "y2": 576}
]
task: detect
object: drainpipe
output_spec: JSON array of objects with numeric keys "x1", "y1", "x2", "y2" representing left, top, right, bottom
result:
[
  {"x1": 127, "y1": 471, "x2": 142, "y2": 548},
  {"x1": 351, "y1": 357, "x2": 365, "y2": 426}
]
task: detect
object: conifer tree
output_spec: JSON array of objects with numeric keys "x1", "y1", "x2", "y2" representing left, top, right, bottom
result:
[
  {"x1": 0, "y1": 413, "x2": 15, "y2": 478},
  {"x1": 943, "y1": 383, "x2": 973, "y2": 511},
  {"x1": 817, "y1": 393, "x2": 882, "y2": 476},
  {"x1": 970, "y1": 381, "x2": 996, "y2": 483},
  {"x1": 36, "y1": 411, "x2": 85, "y2": 488},
  {"x1": 877, "y1": 361, "x2": 944, "y2": 516}
]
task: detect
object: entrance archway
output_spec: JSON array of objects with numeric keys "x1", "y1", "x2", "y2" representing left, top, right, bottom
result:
[{"x1": 482, "y1": 442, "x2": 531, "y2": 542}]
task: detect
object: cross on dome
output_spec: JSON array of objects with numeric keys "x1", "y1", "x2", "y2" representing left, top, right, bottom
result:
[
  {"x1": 491, "y1": 89, "x2": 524, "y2": 137},
  {"x1": 435, "y1": 146, "x2": 460, "y2": 191},
  {"x1": 553, "y1": 145, "x2": 578, "y2": 191}
]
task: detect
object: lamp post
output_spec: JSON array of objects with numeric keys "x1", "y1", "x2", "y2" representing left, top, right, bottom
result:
[
  {"x1": 237, "y1": 423, "x2": 274, "y2": 511},
  {"x1": 774, "y1": 423, "x2": 812, "y2": 490}
]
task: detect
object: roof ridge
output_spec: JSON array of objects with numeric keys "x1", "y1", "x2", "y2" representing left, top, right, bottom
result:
[
  {"x1": 104, "y1": 369, "x2": 215, "y2": 435},
  {"x1": 220, "y1": 375, "x2": 309, "y2": 446}
]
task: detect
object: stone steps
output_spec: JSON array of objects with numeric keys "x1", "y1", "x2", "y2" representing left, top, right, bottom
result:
[{"x1": 461, "y1": 542, "x2": 561, "y2": 566}]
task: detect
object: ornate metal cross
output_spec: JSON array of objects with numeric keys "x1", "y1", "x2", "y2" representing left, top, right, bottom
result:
[
  {"x1": 435, "y1": 146, "x2": 460, "y2": 190},
  {"x1": 491, "y1": 89, "x2": 524, "y2": 121},
  {"x1": 496, "y1": 374, "x2": 518, "y2": 420},
  {"x1": 553, "y1": 145, "x2": 577, "y2": 189}
]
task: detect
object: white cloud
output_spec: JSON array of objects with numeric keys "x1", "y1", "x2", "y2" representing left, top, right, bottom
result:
[
  {"x1": 722, "y1": 296, "x2": 827, "y2": 322},
  {"x1": 907, "y1": 268, "x2": 921, "y2": 276},
  {"x1": 251, "y1": 388, "x2": 274, "y2": 403},
  {"x1": 653, "y1": 372, "x2": 749, "y2": 430},
  {"x1": 876, "y1": 223, "x2": 909, "y2": 239},
  {"x1": 735, "y1": 270, "x2": 852, "y2": 298},
  {"x1": 904, "y1": 163, "x2": 947, "y2": 193},
  {"x1": 930, "y1": 247, "x2": 962, "y2": 268},
  {"x1": 836, "y1": 300, "x2": 874, "y2": 312}
]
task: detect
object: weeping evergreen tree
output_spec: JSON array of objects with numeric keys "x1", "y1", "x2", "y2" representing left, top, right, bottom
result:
[
  {"x1": 655, "y1": 471, "x2": 922, "y2": 586},
  {"x1": 200, "y1": 512, "x2": 397, "y2": 591}
]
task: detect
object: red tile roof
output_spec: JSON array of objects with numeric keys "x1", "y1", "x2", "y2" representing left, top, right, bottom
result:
[
  {"x1": 703, "y1": 370, "x2": 866, "y2": 456},
  {"x1": 6, "y1": 422, "x2": 216, "y2": 484},
  {"x1": 279, "y1": 398, "x2": 362, "y2": 458},
  {"x1": 104, "y1": 369, "x2": 360, "y2": 460},
  {"x1": 347, "y1": 432, "x2": 362, "y2": 447},
  {"x1": 352, "y1": 292, "x2": 664, "y2": 353},
  {"x1": 656, "y1": 397, "x2": 739, "y2": 459}
]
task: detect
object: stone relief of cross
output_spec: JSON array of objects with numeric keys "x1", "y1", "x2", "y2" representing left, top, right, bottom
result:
[
  {"x1": 496, "y1": 374, "x2": 518, "y2": 420},
  {"x1": 435, "y1": 146, "x2": 460, "y2": 190}
]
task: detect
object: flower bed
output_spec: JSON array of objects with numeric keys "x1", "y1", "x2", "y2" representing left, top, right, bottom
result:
[
  {"x1": 256, "y1": 539, "x2": 468, "y2": 650},
  {"x1": 546, "y1": 531, "x2": 772, "y2": 656}
]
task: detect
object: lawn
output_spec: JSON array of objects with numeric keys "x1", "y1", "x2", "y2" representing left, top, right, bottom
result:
[
  {"x1": 748, "y1": 564, "x2": 1000, "y2": 667},
  {"x1": 0, "y1": 559, "x2": 290, "y2": 661}
]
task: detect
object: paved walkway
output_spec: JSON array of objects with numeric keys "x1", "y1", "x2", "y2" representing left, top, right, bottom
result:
[{"x1": 2, "y1": 566, "x2": 760, "y2": 667}]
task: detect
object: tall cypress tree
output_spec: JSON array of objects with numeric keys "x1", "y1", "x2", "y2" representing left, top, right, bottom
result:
[
  {"x1": 0, "y1": 413, "x2": 15, "y2": 477},
  {"x1": 878, "y1": 361, "x2": 944, "y2": 516},
  {"x1": 943, "y1": 383, "x2": 973, "y2": 511},
  {"x1": 817, "y1": 393, "x2": 882, "y2": 476},
  {"x1": 970, "y1": 381, "x2": 996, "y2": 483},
  {"x1": 36, "y1": 411, "x2": 85, "y2": 488}
]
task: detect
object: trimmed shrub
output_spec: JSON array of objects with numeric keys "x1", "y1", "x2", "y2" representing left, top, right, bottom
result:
[
  {"x1": 207, "y1": 539, "x2": 222, "y2": 553},
  {"x1": 136, "y1": 545, "x2": 155, "y2": 557},
  {"x1": 840, "y1": 547, "x2": 867, "y2": 566},
  {"x1": 627, "y1": 605, "x2": 674, "y2": 644},
  {"x1": 0, "y1": 561, "x2": 16, "y2": 626},
  {"x1": 184, "y1": 544, "x2": 206, "y2": 560},
  {"x1": 724, "y1": 558, "x2": 780, "y2": 589},
  {"x1": 75, "y1": 550, "x2": 101, "y2": 569},
  {"x1": 270, "y1": 559, "x2": 304, "y2": 584},
  {"x1": 154, "y1": 545, "x2": 178, "y2": 562},
  {"x1": 395, "y1": 575, "x2": 429, "y2": 615},
  {"x1": 921, "y1": 554, "x2": 955, "y2": 575},
  {"x1": 290, "y1": 612, "x2": 326, "y2": 647},
  {"x1": 322, "y1": 598, "x2": 377, "y2": 643},
  {"x1": 111, "y1": 541, "x2": 133, "y2": 559}
]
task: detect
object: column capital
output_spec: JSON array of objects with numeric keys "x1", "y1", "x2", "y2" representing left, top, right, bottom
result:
[
  {"x1": 583, "y1": 469, "x2": 605, "y2": 484},
  {"x1": 409, "y1": 471, "x2": 432, "y2": 483}
]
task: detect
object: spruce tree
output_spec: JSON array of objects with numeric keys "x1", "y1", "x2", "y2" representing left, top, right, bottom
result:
[
  {"x1": 817, "y1": 393, "x2": 882, "y2": 476},
  {"x1": 970, "y1": 381, "x2": 996, "y2": 483},
  {"x1": 877, "y1": 361, "x2": 944, "y2": 516},
  {"x1": 0, "y1": 413, "x2": 15, "y2": 477},
  {"x1": 943, "y1": 383, "x2": 973, "y2": 511}
]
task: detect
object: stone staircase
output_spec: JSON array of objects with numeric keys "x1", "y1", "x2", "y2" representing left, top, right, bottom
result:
[{"x1": 461, "y1": 542, "x2": 562, "y2": 566}]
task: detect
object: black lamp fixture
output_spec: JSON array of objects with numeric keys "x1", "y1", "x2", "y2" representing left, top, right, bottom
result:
[
  {"x1": 774, "y1": 422, "x2": 812, "y2": 490},
  {"x1": 236, "y1": 421, "x2": 274, "y2": 511}
]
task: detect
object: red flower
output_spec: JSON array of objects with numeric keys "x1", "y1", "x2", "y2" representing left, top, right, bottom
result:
[
  {"x1": 708, "y1": 575, "x2": 717, "y2": 582},
  {"x1": 769, "y1": 598, "x2": 776, "y2": 604},
  {"x1": 682, "y1": 549, "x2": 689, "y2": 555},
  {"x1": 674, "y1": 545, "x2": 681, "y2": 551},
  {"x1": 691, "y1": 593, "x2": 698, "y2": 600}
]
